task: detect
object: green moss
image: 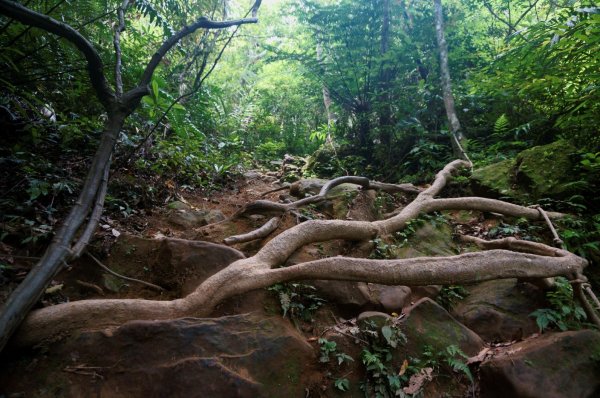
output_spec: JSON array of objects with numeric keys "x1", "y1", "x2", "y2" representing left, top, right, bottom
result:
[
  {"x1": 471, "y1": 140, "x2": 579, "y2": 203},
  {"x1": 515, "y1": 139, "x2": 577, "y2": 198},
  {"x1": 471, "y1": 158, "x2": 516, "y2": 197}
]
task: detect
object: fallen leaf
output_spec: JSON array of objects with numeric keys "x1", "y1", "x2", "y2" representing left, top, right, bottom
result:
[
  {"x1": 403, "y1": 367, "x2": 433, "y2": 395},
  {"x1": 45, "y1": 284, "x2": 63, "y2": 294},
  {"x1": 399, "y1": 359, "x2": 409, "y2": 376},
  {"x1": 467, "y1": 347, "x2": 490, "y2": 365}
]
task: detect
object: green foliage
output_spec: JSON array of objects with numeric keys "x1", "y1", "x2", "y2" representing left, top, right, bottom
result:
[
  {"x1": 556, "y1": 215, "x2": 600, "y2": 260},
  {"x1": 493, "y1": 114, "x2": 510, "y2": 137},
  {"x1": 334, "y1": 377, "x2": 350, "y2": 392},
  {"x1": 530, "y1": 277, "x2": 587, "y2": 332},
  {"x1": 254, "y1": 141, "x2": 286, "y2": 166},
  {"x1": 369, "y1": 237, "x2": 399, "y2": 260},
  {"x1": 268, "y1": 283, "x2": 326, "y2": 321},
  {"x1": 318, "y1": 338, "x2": 355, "y2": 366},
  {"x1": 436, "y1": 285, "x2": 469, "y2": 310},
  {"x1": 441, "y1": 345, "x2": 473, "y2": 383},
  {"x1": 359, "y1": 319, "x2": 407, "y2": 397}
]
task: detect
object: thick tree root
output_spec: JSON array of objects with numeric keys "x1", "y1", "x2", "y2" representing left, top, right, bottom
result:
[
  {"x1": 10, "y1": 159, "x2": 590, "y2": 348},
  {"x1": 228, "y1": 160, "x2": 561, "y2": 244}
]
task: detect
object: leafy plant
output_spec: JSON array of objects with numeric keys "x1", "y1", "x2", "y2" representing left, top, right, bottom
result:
[
  {"x1": 318, "y1": 338, "x2": 354, "y2": 365},
  {"x1": 359, "y1": 319, "x2": 407, "y2": 397},
  {"x1": 268, "y1": 283, "x2": 326, "y2": 321},
  {"x1": 334, "y1": 377, "x2": 350, "y2": 392},
  {"x1": 441, "y1": 345, "x2": 473, "y2": 383},
  {"x1": 436, "y1": 285, "x2": 469, "y2": 310},
  {"x1": 530, "y1": 277, "x2": 587, "y2": 332}
]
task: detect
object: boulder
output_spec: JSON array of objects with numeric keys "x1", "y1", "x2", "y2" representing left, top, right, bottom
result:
[
  {"x1": 401, "y1": 298, "x2": 484, "y2": 357},
  {"x1": 357, "y1": 311, "x2": 393, "y2": 329},
  {"x1": 471, "y1": 140, "x2": 578, "y2": 202},
  {"x1": 480, "y1": 330, "x2": 600, "y2": 398},
  {"x1": 106, "y1": 235, "x2": 244, "y2": 295},
  {"x1": 167, "y1": 208, "x2": 226, "y2": 229},
  {"x1": 0, "y1": 314, "x2": 317, "y2": 398},
  {"x1": 451, "y1": 279, "x2": 545, "y2": 342},
  {"x1": 392, "y1": 222, "x2": 459, "y2": 258},
  {"x1": 153, "y1": 238, "x2": 245, "y2": 295},
  {"x1": 377, "y1": 285, "x2": 412, "y2": 313}
]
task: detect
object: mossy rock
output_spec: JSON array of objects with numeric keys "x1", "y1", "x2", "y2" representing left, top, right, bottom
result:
[
  {"x1": 401, "y1": 298, "x2": 484, "y2": 357},
  {"x1": 392, "y1": 221, "x2": 459, "y2": 258},
  {"x1": 471, "y1": 140, "x2": 579, "y2": 203}
]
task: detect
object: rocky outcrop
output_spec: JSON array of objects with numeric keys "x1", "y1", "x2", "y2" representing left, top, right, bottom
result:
[
  {"x1": 451, "y1": 279, "x2": 545, "y2": 342},
  {"x1": 402, "y1": 298, "x2": 484, "y2": 357},
  {"x1": 471, "y1": 140, "x2": 579, "y2": 202},
  {"x1": 480, "y1": 330, "x2": 600, "y2": 398},
  {"x1": 0, "y1": 314, "x2": 317, "y2": 398},
  {"x1": 166, "y1": 200, "x2": 226, "y2": 229}
]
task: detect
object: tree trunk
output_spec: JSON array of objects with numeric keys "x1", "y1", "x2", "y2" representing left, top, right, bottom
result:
[
  {"x1": 433, "y1": 0, "x2": 467, "y2": 161},
  {"x1": 0, "y1": 110, "x2": 126, "y2": 351}
]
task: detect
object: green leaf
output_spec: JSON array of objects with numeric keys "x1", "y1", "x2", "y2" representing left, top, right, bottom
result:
[
  {"x1": 151, "y1": 79, "x2": 160, "y2": 103},
  {"x1": 334, "y1": 378, "x2": 350, "y2": 391}
]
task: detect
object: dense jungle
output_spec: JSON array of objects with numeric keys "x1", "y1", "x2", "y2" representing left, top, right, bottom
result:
[{"x1": 0, "y1": 0, "x2": 599, "y2": 396}]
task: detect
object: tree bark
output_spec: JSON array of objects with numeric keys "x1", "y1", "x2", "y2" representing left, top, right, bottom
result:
[{"x1": 433, "y1": 0, "x2": 468, "y2": 161}]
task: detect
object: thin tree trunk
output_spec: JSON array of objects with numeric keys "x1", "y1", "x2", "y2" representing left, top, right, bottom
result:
[
  {"x1": 316, "y1": 41, "x2": 335, "y2": 144},
  {"x1": 433, "y1": 0, "x2": 468, "y2": 161}
]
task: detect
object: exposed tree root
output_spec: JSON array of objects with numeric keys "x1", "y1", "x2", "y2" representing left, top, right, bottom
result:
[
  {"x1": 224, "y1": 216, "x2": 281, "y2": 245},
  {"x1": 10, "y1": 159, "x2": 595, "y2": 348}
]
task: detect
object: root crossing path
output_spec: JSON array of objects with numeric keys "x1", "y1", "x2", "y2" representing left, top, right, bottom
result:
[{"x1": 11, "y1": 160, "x2": 598, "y2": 348}]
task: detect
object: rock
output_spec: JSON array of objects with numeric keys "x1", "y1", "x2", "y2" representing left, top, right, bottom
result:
[
  {"x1": 471, "y1": 140, "x2": 579, "y2": 202},
  {"x1": 0, "y1": 314, "x2": 317, "y2": 398},
  {"x1": 167, "y1": 209, "x2": 226, "y2": 229},
  {"x1": 106, "y1": 235, "x2": 244, "y2": 295},
  {"x1": 346, "y1": 190, "x2": 377, "y2": 221},
  {"x1": 243, "y1": 170, "x2": 262, "y2": 179},
  {"x1": 401, "y1": 298, "x2": 484, "y2": 357},
  {"x1": 310, "y1": 280, "x2": 373, "y2": 312},
  {"x1": 451, "y1": 279, "x2": 545, "y2": 342},
  {"x1": 167, "y1": 200, "x2": 192, "y2": 210},
  {"x1": 286, "y1": 243, "x2": 377, "y2": 313},
  {"x1": 357, "y1": 311, "x2": 393, "y2": 329},
  {"x1": 377, "y1": 285, "x2": 412, "y2": 313},
  {"x1": 480, "y1": 330, "x2": 600, "y2": 398},
  {"x1": 410, "y1": 285, "x2": 443, "y2": 302},
  {"x1": 392, "y1": 222, "x2": 460, "y2": 258},
  {"x1": 153, "y1": 238, "x2": 245, "y2": 295}
]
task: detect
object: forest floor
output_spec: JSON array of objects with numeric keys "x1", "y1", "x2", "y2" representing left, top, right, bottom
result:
[{"x1": 1, "y1": 166, "x2": 599, "y2": 397}]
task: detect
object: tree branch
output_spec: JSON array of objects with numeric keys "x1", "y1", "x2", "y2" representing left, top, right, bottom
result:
[
  {"x1": 0, "y1": 0, "x2": 115, "y2": 108},
  {"x1": 136, "y1": 15, "x2": 258, "y2": 95}
]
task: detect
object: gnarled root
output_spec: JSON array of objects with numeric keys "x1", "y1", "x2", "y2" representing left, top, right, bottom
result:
[
  {"x1": 13, "y1": 236, "x2": 587, "y2": 347},
  {"x1": 10, "y1": 159, "x2": 588, "y2": 348}
]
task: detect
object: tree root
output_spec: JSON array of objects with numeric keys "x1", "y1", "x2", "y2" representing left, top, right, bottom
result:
[
  {"x1": 10, "y1": 159, "x2": 593, "y2": 348},
  {"x1": 224, "y1": 216, "x2": 281, "y2": 245},
  {"x1": 227, "y1": 160, "x2": 563, "y2": 245}
]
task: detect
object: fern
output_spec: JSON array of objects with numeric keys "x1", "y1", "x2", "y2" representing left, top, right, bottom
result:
[
  {"x1": 493, "y1": 113, "x2": 510, "y2": 137},
  {"x1": 443, "y1": 345, "x2": 473, "y2": 383}
]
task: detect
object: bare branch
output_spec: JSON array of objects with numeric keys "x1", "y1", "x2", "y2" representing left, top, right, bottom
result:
[{"x1": 137, "y1": 15, "x2": 258, "y2": 93}]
